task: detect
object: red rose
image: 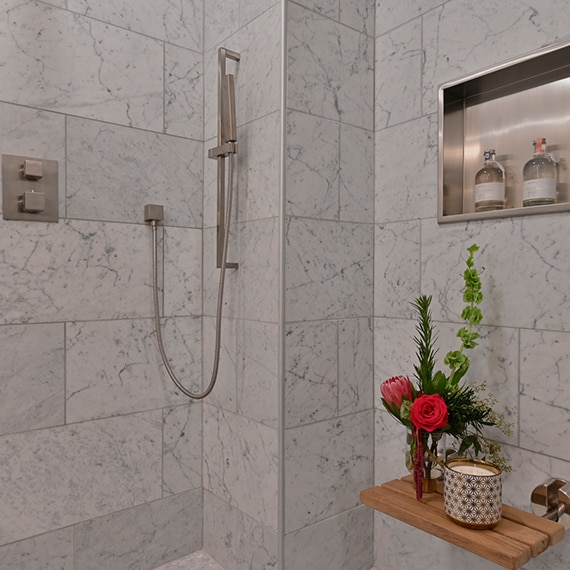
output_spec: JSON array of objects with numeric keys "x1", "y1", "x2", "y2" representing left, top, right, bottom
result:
[{"x1": 410, "y1": 393, "x2": 448, "y2": 432}]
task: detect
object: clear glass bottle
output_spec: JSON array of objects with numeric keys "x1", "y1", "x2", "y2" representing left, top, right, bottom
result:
[
  {"x1": 522, "y1": 137, "x2": 557, "y2": 207},
  {"x1": 474, "y1": 149, "x2": 505, "y2": 212}
]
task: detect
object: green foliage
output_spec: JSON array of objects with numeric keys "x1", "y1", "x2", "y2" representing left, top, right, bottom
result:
[{"x1": 410, "y1": 244, "x2": 511, "y2": 465}]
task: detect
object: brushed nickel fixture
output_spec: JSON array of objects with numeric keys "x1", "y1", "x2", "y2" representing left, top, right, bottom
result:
[
  {"x1": 145, "y1": 47, "x2": 240, "y2": 400},
  {"x1": 531, "y1": 478, "x2": 570, "y2": 529}
]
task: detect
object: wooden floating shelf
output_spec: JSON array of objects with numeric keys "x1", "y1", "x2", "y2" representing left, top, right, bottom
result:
[{"x1": 360, "y1": 477, "x2": 565, "y2": 570}]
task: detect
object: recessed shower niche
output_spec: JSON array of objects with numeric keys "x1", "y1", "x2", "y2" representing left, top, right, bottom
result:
[{"x1": 438, "y1": 39, "x2": 570, "y2": 222}]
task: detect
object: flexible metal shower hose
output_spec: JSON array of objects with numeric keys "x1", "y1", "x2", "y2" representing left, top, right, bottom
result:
[{"x1": 151, "y1": 154, "x2": 235, "y2": 399}]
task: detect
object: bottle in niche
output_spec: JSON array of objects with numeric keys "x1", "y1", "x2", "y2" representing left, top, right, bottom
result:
[
  {"x1": 522, "y1": 137, "x2": 557, "y2": 207},
  {"x1": 474, "y1": 149, "x2": 505, "y2": 212}
]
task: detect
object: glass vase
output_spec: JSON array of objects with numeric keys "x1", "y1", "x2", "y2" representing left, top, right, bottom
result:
[{"x1": 406, "y1": 429, "x2": 446, "y2": 493}]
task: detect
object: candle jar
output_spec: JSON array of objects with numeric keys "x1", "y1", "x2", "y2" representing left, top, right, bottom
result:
[{"x1": 444, "y1": 458, "x2": 502, "y2": 529}]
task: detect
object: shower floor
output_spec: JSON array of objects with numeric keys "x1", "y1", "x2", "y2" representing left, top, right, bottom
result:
[{"x1": 153, "y1": 550, "x2": 223, "y2": 570}]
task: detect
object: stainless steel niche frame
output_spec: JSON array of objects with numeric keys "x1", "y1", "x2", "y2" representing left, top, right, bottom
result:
[
  {"x1": 208, "y1": 47, "x2": 240, "y2": 268},
  {"x1": 438, "y1": 39, "x2": 570, "y2": 223}
]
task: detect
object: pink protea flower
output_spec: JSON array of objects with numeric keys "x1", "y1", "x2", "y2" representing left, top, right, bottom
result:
[{"x1": 380, "y1": 375, "x2": 413, "y2": 417}]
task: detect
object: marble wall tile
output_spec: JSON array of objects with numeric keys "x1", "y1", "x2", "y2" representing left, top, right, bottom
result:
[
  {"x1": 239, "y1": 0, "x2": 280, "y2": 29},
  {"x1": 0, "y1": 527, "x2": 73, "y2": 570},
  {"x1": 0, "y1": 412, "x2": 162, "y2": 544},
  {"x1": 165, "y1": 44, "x2": 203, "y2": 140},
  {"x1": 235, "y1": 219, "x2": 280, "y2": 322},
  {"x1": 0, "y1": 103, "x2": 66, "y2": 215},
  {"x1": 163, "y1": 403, "x2": 202, "y2": 496},
  {"x1": 285, "y1": 320, "x2": 338, "y2": 428},
  {"x1": 285, "y1": 506, "x2": 374, "y2": 570},
  {"x1": 421, "y1": 216, "x2": 570, "y2": 331},
  {"x1": 204, "y1": 0, "x2": 239, "y2": 53},
  {"x1": 374, "y1": 317, "x2": 417, "y2": 409},
  {"x1": 237, "y1": 320, "x2": 279, "y2": 428},
  {"x1": 0, "y1": 0, "x2": 163, "y2": 129},
  {"x1": 203, "y1": 491, "x2": 279, "y2": 570},
  {"x1": 375, "y1": 18, "x2": 422, "y2": 129},
  {"x1": 0, "y1": 220, "x2": 153, "y2": 324},
  {"x1": 164, "y1": 227, "x2": 202, "y2": 317},
  {"x1": 422, "y1": 1, "x2": 570, "y2": 114},
  {"x1": 288, "y1": 3, "x2": 373, "y2": 130},
  {"x1": 205, "y1": 491, "x2": 280, "y2": 570},
  {"x1": 339, "y1": 123, "x2": 374, "y2": 223},
  {"x1": 66, "y1": 317, "x2": 200, "y2": 422},
  {"x1": 67, "y1": 0, "x2": 203, "y2": 51},
  {"x1": 285, "y1": 410, "x2": 374, "y2": 532},
  {"x1": 374, "y1": 221, "x2": 420, "y2": 319},
  {"x1": 67, "y1": 118, "x2": 203, "y2": 227},
  {"x1": 338, "y1": 318, "x2": 374, "y2": 415},
  {"x1": 74, "y1": 489, "x2": 202, "y2": 570},
  {"x1": 0, "y1": 323, "x2": 64, "y2": 435},
  {"x1": 202, "y1": 316, "x2": 238, "y2": 412},
  {"x1": 520, "y1": 329, "x2": 570, "y2": 462},
  {"x1": 374, "y1": 115, "x2": 438, "y2": 223},
  {"x1": 286, "y1": 110, "x2": 340, "y2": 219},
  {"x1": 341, "y1": 0, "x2": 375, "y2": 36},
  {"x1": 203, "y1": 404, "x2": 279, "y2": 531},
  {"x1": 375, "y1": 0, "x2": 442, "y2": 36},
  {"x1": 374, "y1": 410, "x2": 408, "y2": 485},
  {"x1": 285, "y1": 217, "x2": 373, "y2": 321},
  {"x1": 236, "y1": 111, "x2": 281, "y2": 222}
]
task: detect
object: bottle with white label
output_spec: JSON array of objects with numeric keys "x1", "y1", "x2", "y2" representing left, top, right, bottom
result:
[
  {"x1": 522, "y1": 137, "x2": 556, "y2": 207},
  {"x1": 474, "y1": 149, "x2": 505, "y2": 212}
]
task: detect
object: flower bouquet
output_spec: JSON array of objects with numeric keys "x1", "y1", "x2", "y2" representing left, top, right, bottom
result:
[{"x1": 380, "y1": 244, "x2": 511, "y2": 500}]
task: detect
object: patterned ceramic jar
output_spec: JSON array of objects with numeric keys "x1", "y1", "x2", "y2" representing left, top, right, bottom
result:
[{"x1": 444, "y1": 458, "x2": 502, "y2": 529}]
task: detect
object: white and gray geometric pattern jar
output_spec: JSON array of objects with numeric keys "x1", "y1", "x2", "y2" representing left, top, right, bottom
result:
[{"x1": 444, "y1": 458, "x2": 502, "y2": 529}]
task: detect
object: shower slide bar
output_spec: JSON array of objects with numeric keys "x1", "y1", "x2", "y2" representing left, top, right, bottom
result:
[{"x1": 208, "y1": 47, "x2": 240, "y2": 269}]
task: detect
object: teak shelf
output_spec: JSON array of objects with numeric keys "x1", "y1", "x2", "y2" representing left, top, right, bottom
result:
[{"x1": 360, "y1": 477, "x2": 565, "y2": 570}]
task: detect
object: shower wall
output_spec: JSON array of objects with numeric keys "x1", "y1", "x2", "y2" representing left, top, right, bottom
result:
[
  {"x1": 282, "y1": 1, "x2": 375, "y2": 568},
  {"x1": 0, "y1": 0, "x2": 204, "y2": 566},
  {"x1": 199, "y1": 0, "x2": 282, "y2": 568},
  {"x1": 374, "y1": 1, "x2": 570, "y2": 569}
]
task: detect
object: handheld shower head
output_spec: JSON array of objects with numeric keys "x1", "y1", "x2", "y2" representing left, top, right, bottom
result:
[{"x1": 221, "y1": 73, "x2": 237, "y2": 144}]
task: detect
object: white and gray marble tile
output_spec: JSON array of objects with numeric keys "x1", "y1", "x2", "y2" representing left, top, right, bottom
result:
[
  {"x1": 285, "y1": 218, "x2": 373, "y2": 322},
  {"x1": 374, "y1": 221, "x2": 420, "y2": 319},
  {"x1": 0, "y1": 412, "x2": 162, "y2": 544},
  {"x1": 0, "y1": 527, "x2": 73, "y2": 570},
  {"x1": 204, "y1": 0, "x2": 239, "y2": 53},
  {"x1": 165, "y1": 44, "x2": 203, "y2": 140},
  {"x1": 338, "y1": 318, "x2": 374, "y2": 415},
  {"x1": 237, "y1": 111, "x2": 281, "y2": 222},
  {"x1": 421, "y1": 215, "x2": 570, "y2": 331},
  {"x1": 239, "y1": 0, "x2": 279, "y2": 29},
  {"x1": 284, "y1": 320, "x2": 339, "y2": 428},
  {"x1": 285, "y1": 410, "x2": 373, "y2": 532},
  {"x1": 66, "y1": 317, "x2": 199, "y2": 422},
  {"x1": 67, "y1": 0, "x2": 203, "y2": 51},
  {"x1": 154, "y1": 550, "x2": 224, "y2": 570},
  {"x1": 67, "y1": 118, "x2": 202, "y2": 227},
  {"x1": 74, "y1": 489, "x2": 202, "y2": 570},
  {"x1": 520, "y1": 329, "x2": 570, "y2": 462},
  {"x1": 0, "y1": 220, "x2": 153, "y2": 324},
  {"x1": 0, "y1": 103, "x2": 66, "y2": 216},
  {"x1": 163, "y1": 226, "x2": 202, "y2": 318},
  {"x1": 0, "y1": 0, "x2": 163, "y2": 129},
  {"x1": 203, "y1": 491, "x2": 278, "y2": 570},
  {"x1": 203, "y1": 404, "x2": 278, "y2": 531},
  {"x1": 374, "y1": 115, "x2": 438, "y2": 224},
  {"x1": 284, "y1": 506, "x2": 374, "y2": 570},
  {"x1": 422, "y1": 2, "x2": 570, "y2": 115},
  {"x1": 339, "y1": 123, "x2": 374, "y2": 223},
  {"x1": 237, "y1": 320, "x2": 279, "y2": 428},
  {"x1": 341, "y1": 0, "x2": 375, "y2": 36},
  {"x1": 374, "y1": 0, "x2": 442, "y2": 36},
  {"x1": 163, "y1": 403, "x2": 202, "y2": 496},
  {"x1": 203, "y1": 136, "x2": 220, "y2": 229},
  {"x1": 0, "y1": 323, "x2": 64, "y2": 436},
  {"x1": 286, "y1": 110, "x2": 340, "y2": 219},
  {"x1": 202, "y1": 315, "x2": 238, "y2": 413},
  {"x1": 375, "y1": 18, "x2": 422, "y2": 129},
  {"x1": 288, "y1": 3, "x2": 373, "y2": 130},
  {"x1": 374, "y1": 409, "x2": 409, "y2": 485},
  {"x1": 374, "y1": 317, "x2": 417, "y2": 409}
]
